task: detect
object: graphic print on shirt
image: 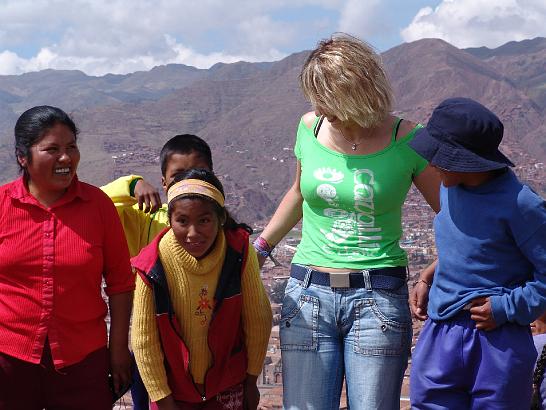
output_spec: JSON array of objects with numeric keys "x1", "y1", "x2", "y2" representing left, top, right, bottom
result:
[
  {"x1": 195, "y1": 285, "x2": 213, "y2": 326},
  {"x1": 216, "y1": 385, "x2": 243, "y2": 409},
  {"x1": 315, "y1": 167, "x2": 382, "y2": 258}
]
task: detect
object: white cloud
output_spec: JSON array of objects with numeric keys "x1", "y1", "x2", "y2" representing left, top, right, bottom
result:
[
  {"x1": 338, "y1": 0, "x2": 383, "y2": 38},
  {"x1": 236, "y1": 15, "x2": 296, "y2": 55},
  {"x1": 3, "y1": 0, "x2": 541, "y2": 75},
  {"x1": 0, "y1": 48, "x2": 58, "y2": 75},
  {"x1": 0, "y1": 51, "x2": 25, "y2": 75},
  {"x1": 0, "y1": 37, "x2": 285, "y2": 76},
  {"x1": 401, "y1": 0, "x2": 546, "y2": 48},
  {"x1": 0, "y1": 0, "x2": 338, "y2": 75}
]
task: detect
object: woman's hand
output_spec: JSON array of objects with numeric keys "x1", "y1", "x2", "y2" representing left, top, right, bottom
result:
[
  {"x1": 109, "y1": 344, "x2": 132, "y2": 396},
  {"x1": 156, "y1": 395, "x2": 179, "y2": 410},
  {"x1": 134, "y1": 179, "x2": 162, "y2": 213},
  {"x1": 244, "y1": 375, "x2": 260, "y2": 410},
  {"x1": 410, "y1": 280, "x2": 430, "y2": 321},
  {"x1": 108, "y1": 291, "x2": 133, "y2": 395},
  {"x1": 469, "y1": 297, "x2": 497, "y2": 331}
]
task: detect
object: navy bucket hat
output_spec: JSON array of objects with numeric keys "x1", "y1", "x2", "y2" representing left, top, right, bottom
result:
[{"x1": 409, "y1": 97, "x2": 514, "y2": 172}]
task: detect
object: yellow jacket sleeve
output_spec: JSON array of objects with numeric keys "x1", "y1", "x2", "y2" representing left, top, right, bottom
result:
[
  {"x1": 101, "y1": 175, "x2": 169, "y2": 256},
  {"x1": 131, "y1": 275, "x2": 172, "y2": 402},
  {"x1": 101, "y1": 175, "x2": 141, "y2": 206},
  {"x1": 241, "y1": 246, "x2": 272, "y2": 376}
]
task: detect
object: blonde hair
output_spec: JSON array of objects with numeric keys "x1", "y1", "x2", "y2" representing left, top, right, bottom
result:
[{"x1": 300, "y1": 33, "x2": 393, "y2": 129}]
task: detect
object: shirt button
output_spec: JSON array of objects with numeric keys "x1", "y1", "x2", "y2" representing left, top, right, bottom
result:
[
  {"x1": 46, "y1": 256, "x2": 53, "y2": 261},
  {"x1": 45, "y1": 233, "x2": 50, "y2": 238}
]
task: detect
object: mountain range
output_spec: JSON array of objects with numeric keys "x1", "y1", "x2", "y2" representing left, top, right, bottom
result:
[{"x1": 1, "y1": 37, "x2": 545, "y2": 222}]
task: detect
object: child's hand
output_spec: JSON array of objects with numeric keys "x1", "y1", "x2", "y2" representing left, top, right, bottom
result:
[
  {"x1": 244, "y1": 375, "x2": 260, "y2": 410},
  {"x1": 469, "y1": 297, "x2": 497, "y2": 331},
  {"x1": 410, "y1": 280, "x2": 430, "y2": 321},
  {"x1": 134, "y1": 179, "x2": 161, "y2": 213},
  {"x1": 156, "y1": 395, "x2": 180, "y2": 410},
  {"x1": 531, "y1": 312, "x2": 546, "y2": 335}
]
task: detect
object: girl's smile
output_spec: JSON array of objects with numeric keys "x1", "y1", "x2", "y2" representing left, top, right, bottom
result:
[{"x1": 169, "y1": 198, "x2": 221, "y2": 259}]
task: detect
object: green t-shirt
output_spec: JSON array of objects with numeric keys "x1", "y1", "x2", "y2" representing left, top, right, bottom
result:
[{"x1": 291, "y1": 116, "x2": 428, "y2": 269}]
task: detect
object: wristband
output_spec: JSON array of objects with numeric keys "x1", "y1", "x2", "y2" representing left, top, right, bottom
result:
[{"x1": 253, "y1": 236, "x2": 274, "y2": 258}]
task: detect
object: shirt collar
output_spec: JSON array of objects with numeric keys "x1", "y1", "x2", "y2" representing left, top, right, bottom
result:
[{"x1": 8, "y1": 175, "x2": 90, "y2": 208}]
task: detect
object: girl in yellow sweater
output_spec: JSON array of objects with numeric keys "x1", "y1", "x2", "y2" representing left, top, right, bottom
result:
[{"x1": 131, "y1": 168, "x2": 272, "y2": 410}]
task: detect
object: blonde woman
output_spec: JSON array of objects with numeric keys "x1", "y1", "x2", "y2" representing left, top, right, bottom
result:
[{"x1": 253, "y1": 34, "x2": 440, "y2": 410}]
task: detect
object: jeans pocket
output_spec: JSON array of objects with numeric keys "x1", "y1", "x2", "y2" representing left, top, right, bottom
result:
[
  {"x1": 353, "y1": 291, "x2": 412, "y2": 356},
  {"x1": 283, "y1": 277, "x2": 302, "y2": 296},
  {"x1": 375, "y1": 284, "x2": 409, "y2": 300},
  {"x1": 280, "y1": 291, "x2": 319, "y2": 351}
]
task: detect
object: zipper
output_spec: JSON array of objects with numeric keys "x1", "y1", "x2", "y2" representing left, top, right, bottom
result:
[
  {"x1": 200, "y1": 309, "x2": 217, "y2": 402},
  {"x1": 166, "y1": 306, "x2": 207, "y2": 401}
]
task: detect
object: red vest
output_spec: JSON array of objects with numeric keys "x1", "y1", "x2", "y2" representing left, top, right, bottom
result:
[{"x1": 132, "y1": 227, "x2": 249, "y2": 403}]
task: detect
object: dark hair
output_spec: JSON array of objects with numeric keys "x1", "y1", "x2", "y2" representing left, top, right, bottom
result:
[
  {"x1": 167, "y1": 168, "x2": 251, "y2": 234},
  {"x1": 533, "y1": 345, "x2": 546, "y2": 408},
  {"x1": 160, "y1": 134, "x2": 213, "y2": 176},
  {"x1": 14, "y1": 105, "x2": 78, "y2": 173}
]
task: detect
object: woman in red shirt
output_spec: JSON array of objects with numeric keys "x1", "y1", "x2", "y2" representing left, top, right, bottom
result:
[{"x1": 0, "y1": 106, "x2": 135, "y2": 409}]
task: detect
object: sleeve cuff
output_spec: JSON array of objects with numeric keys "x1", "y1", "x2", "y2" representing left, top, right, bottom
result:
[
  {"x1": 490, "y1": 295, "x2": 508, "y2": 326},
  {"x1": 246, "y1": 364, "x2": 264, "y2": 377},
  {"x1": 129, "y1": 177, "x2": 143, "y2": 197},
  {"x1": 104, "y1": 284, "x2": 135, "y2": 296},
  {"x1": 148, "y1": 388, "x2": 172, "y2": 403}
]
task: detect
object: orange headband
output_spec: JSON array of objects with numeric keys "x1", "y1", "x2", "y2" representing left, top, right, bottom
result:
[{"x1": 167, "y1": 179, "x2": 225, "y2": 207}]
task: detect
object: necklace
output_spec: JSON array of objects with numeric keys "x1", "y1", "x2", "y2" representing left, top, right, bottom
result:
[{"x1": 338, "y1": 128, "x2": 362, "y2": 151}]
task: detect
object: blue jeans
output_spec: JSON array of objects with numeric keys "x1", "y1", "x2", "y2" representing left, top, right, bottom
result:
[{"x1": 280, "y1": 265, "x2": 412, "y2": 410}]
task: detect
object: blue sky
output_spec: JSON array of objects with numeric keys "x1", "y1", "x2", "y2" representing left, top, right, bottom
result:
[{"x1": 0, "y1": 0, "x2": 544, "y2": 76}]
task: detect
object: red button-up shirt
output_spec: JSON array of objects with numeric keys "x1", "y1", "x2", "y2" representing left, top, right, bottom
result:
[{"x1": 0, "y1": 176, "x2": 134, "y2": 369}]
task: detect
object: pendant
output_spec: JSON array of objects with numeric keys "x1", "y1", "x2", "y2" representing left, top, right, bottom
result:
[{"x1": 351, "y1": 144, "x2": 357, "y2": 150}]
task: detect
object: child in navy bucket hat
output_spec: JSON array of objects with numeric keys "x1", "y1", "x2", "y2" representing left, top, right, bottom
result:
[{"x1": 408, "y1": 97, "x2": 546, "y2": 409}]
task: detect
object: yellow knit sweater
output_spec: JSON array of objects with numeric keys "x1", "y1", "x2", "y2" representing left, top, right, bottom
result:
[{"x1": 131, "y1": 229, "x2": 272, "y2": 402}]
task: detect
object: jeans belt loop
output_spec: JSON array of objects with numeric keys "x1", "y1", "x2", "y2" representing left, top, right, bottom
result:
[
  {"x1": 362, "y1": 269, "x2": 372, "y2": 291},
  {"x1": 303, "y1": 267, "x2": 312, "y2": 289}
]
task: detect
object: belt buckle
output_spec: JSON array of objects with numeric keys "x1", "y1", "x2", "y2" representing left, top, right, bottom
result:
[{"x1": 329, "y1": 272, "x2": 350, "y2": 288}]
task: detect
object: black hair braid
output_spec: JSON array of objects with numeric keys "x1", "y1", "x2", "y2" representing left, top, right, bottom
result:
[
  {"x1": 532, "y1": 344, "x2": 546, "y2": 410},
  {"x1": 223, "y1": 213, "x2": 253, "y2": 234},
  {"x1": 534, "y1": 345, "x2": 546, "y2": 388}
]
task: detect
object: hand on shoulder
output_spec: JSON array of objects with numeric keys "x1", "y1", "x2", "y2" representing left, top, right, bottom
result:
[{"x1": 134, "y1": 179, "x2": 162, "y2": 213}]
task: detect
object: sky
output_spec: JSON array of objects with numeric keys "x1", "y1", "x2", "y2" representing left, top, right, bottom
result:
[{"x1": 0, "y1": 0, "x2": 545, "y2": 76}]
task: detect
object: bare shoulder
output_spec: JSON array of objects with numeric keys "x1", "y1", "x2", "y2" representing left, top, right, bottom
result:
[
  {"x1": 302, "y1": 111, "x2": 317, "y2": 129},
  {"x1": 396, "y1": 118, "x2": 419, "y2": 140}
]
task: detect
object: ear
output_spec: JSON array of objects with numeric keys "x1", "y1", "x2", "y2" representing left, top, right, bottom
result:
[
  {"x1": 17, "y1": 155, "x2": 28, "y2": 168},
  {"x1": 161, "y1": 176, "x2": 168, "y2": 194}
]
